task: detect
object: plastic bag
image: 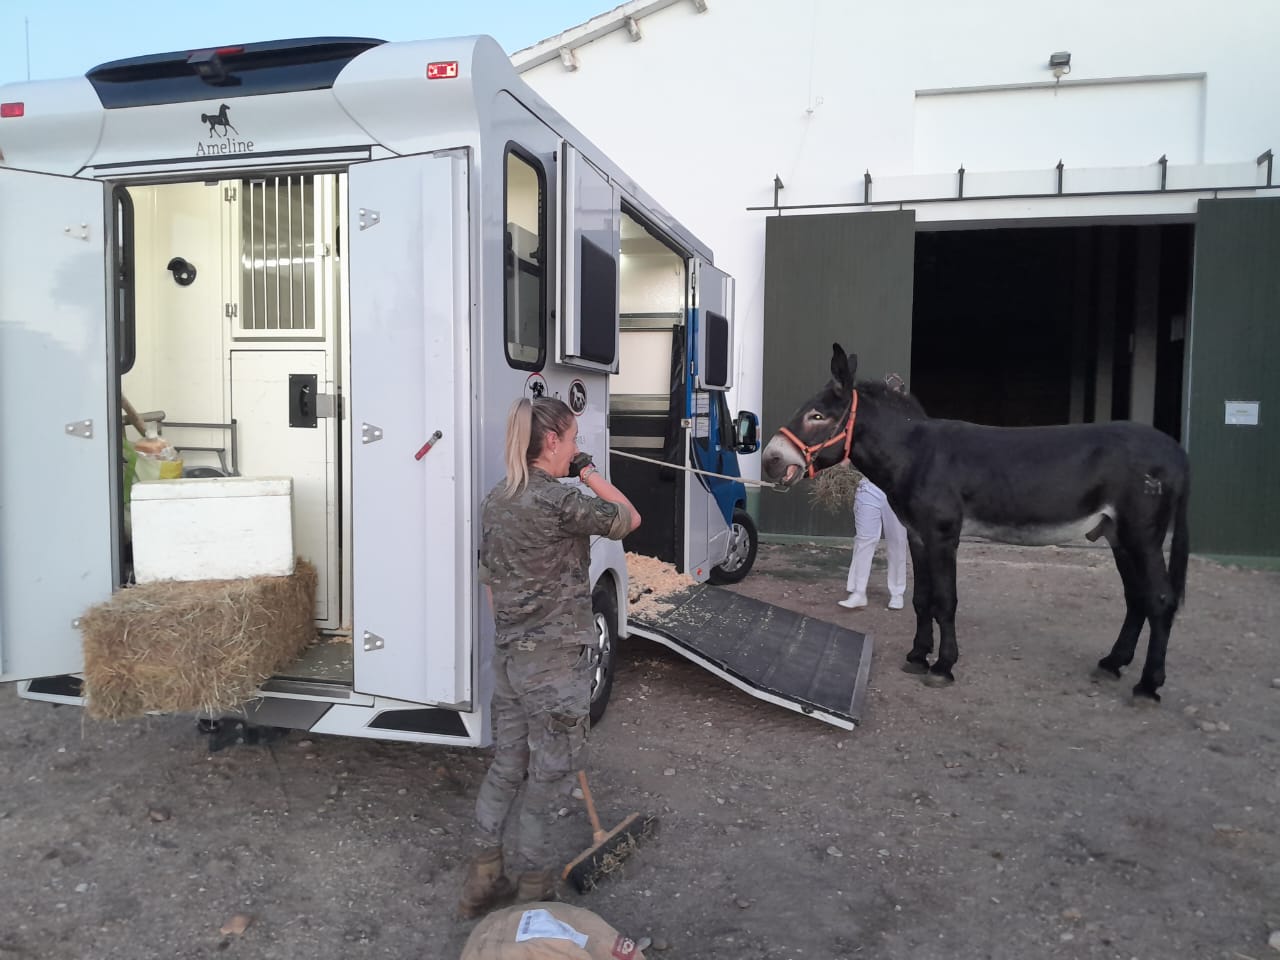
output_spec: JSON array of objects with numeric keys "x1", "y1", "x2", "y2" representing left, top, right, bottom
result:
[{"x1": 133, "y1": 436, "x2": 183, "y2": 481}]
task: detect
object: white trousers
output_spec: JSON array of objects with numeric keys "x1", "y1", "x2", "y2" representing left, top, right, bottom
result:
[{"x1": 845, "y1": 479, "x2": 908, "y2": 601}]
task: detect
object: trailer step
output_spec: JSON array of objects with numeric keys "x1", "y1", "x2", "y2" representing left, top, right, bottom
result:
[{"x1": 627, "y1": 586, "x2": 872, "y2": 730}]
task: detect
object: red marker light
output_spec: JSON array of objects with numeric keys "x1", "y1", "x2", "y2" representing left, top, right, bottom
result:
[
  {"x1": 427, "y1": 61, "x2": 459, "y2": 80},
  {"x1": 0, "y1": 102, "x2": 24, "y2": 118},
  {"x1": 187, "y1": 46, "x2": 243, "y2": 59}
]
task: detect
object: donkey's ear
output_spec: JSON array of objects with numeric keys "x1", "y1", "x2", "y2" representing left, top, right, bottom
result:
[{"x1": 830, "y1": 343, "x2": 856, "y2": 395}]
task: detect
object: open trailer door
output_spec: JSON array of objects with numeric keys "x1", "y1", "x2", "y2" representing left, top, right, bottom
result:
[
  {"x1": 682, "y1": 257, "x2": 736, "y2": 580},
  {"x1": 0, "y1": 169, "x2": 115, "y2": 682},
  {"x1": 347, "y1": 151, "x2": 473, "y2": 707}
]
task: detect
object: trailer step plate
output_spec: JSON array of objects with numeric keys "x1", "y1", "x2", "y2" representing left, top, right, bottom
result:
[{"x1": 628, "y1": 586, "x2": 872, "y2": 730}]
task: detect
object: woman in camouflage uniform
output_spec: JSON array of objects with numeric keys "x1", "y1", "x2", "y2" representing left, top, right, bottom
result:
[{"x1": 459, "y1": 396, "x2": 640, "y2": 918}]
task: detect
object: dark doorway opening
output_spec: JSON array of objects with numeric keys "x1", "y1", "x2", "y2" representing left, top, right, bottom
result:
[{"x1": 911, "y1": 223, "x2": 1193, "y2": 439}]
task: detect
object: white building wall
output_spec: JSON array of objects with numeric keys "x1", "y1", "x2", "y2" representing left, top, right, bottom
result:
[{"x1": 516, "y1": 0, "x2": 1280, "y2": 475}]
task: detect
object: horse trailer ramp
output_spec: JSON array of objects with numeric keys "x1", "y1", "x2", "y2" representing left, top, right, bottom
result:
[{"x1": 627, "y1": 586, "x2": 872, "y2": 730}]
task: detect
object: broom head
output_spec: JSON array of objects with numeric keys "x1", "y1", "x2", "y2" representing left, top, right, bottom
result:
[{"x1": 562, "y1": 813, "x2": 658, "y2": 892}]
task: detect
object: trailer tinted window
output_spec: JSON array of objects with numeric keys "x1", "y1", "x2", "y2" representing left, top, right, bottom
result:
[
  {"x1": 504, "y1": 149, "x2": 546, "y2": 370},
  {"x1": 702, "y1": 310, "x2": 730, "y2": 387},
  {"x1": 86, "y1": 38, "x2": 383, "y2": 109}
]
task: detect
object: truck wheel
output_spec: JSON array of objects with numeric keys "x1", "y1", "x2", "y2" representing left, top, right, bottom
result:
[
  {"x1": 709, "y1": 508, "x2": 758, "y2": 585},
  {"x1": 589, "y1": 582, "x2": 619, "y2": 725}
]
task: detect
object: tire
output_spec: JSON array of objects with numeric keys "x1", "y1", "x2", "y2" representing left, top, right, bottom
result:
[
  {"x1": 588, "y1": 581, "x2": 619, "y2": 725},
  {"x1": 709, "y1": 508, "x2": 758, "y2": 585}
]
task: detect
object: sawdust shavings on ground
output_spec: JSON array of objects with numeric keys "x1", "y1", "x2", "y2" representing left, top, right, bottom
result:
[{"x1": 626, "y1": 553, "x2": 696, "y2": 619}]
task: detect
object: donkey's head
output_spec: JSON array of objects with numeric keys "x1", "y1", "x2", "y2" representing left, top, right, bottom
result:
[{"x1": 761, "y1": 343, "x2": 858, "y2": 487}]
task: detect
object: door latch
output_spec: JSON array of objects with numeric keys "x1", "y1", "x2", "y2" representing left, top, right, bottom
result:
[
  {"x1": 289, "y1": 375, "x2": 341, "y2": 428},
  {"x1": 289, "y1": 374, "x2": 318, "y2": 428}
]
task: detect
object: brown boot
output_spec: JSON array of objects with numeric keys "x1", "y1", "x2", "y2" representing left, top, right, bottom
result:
[
  {"x1": 515, "y1": 869, "x2": 558, "y2": 904},
  {"x1": 457, "y1": 847, "x2": 515, "y2": 919}
]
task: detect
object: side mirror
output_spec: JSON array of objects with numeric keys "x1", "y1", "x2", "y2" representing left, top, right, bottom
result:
[{"x1": 733, "y1": 410, "x2": 759, "y2": 454}]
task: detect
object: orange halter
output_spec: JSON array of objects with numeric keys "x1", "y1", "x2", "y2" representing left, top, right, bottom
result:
[{"x1": 777, "y1": 390, "x2": 859, "y2": 480}]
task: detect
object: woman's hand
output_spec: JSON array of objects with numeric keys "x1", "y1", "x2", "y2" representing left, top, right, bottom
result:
[{"x1": 569, "y1": 452, "x2": 595, "y2": 481}]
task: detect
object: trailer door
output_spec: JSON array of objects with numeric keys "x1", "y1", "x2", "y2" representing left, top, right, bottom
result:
[
  {"x1": 0, "y1": 170, "x2": 114, "y2": 682},
  {"x1": 683, "y1": 258, "x2": 736, "y2": 581},
  {"x1": 348, "y1": 152, "x2": 473, "y2": 707}
]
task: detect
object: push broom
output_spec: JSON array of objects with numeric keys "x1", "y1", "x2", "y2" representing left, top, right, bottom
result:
[{"x1": 562, "y1": 770, "x2": 657, "y2": 892}]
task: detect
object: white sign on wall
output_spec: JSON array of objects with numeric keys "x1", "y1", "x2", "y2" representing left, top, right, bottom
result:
[{"x1": 1224, "y1": 401, "x2": 1260, "y2": 426}]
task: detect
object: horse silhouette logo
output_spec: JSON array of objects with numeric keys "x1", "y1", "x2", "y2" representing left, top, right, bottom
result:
[
  {"x1": 568, "y1": 379, "x2": 588, "y2": 415},
  {"x1": 200, "y1": 104, "x2": 239, "y2": 138}
]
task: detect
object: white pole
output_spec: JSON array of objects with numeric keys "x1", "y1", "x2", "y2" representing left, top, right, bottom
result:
[{"x1": 25, "y1": 17, "x2": 31, "y2": 80}]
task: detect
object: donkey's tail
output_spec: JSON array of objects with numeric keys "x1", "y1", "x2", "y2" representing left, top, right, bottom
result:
[{"x1": 1169, "y1": 472, "x2": 1190, "y2": 610}]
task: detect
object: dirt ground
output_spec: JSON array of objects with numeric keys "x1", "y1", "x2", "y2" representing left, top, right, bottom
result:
[{"x1": 2, "y1": 540, "x2": 1279, "y2": 960}]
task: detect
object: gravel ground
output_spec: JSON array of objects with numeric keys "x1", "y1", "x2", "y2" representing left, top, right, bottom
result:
[{"x1": 1, "y1": 540, "x2": 1278, "y2": 959}]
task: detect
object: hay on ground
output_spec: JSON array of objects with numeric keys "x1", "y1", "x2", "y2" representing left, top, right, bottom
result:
[{"x1": 80, "y1": 560, "x2": 317, "y2": 721}]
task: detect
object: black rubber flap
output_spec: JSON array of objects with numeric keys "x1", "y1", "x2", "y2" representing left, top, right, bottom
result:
[{"x1": 631, "y1": 586, "x2": 870, "y2": 724}]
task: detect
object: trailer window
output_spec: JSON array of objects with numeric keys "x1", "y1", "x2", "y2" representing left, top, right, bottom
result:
[{"x1": 504, "y1": 149, "x2": 546, "y2": 370}]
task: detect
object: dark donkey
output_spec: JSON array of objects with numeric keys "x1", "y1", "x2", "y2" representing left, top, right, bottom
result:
[{"x1": 761, "y1": 344, "x2": 1190, "y2": 701}]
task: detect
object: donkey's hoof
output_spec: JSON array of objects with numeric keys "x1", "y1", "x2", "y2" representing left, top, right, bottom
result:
[
  {"x1": 902, "y1": 658, "x2": 930, "y2": 675},
  {"x1": 1132, "y1": 682, "x2": 1162, "y2": 704},
  {"x1": 923, "y1": 669, "x2": 955, "y2": 687},
  {"x1": 1093, "y1": 661, "x2": 1122, "y2": 681}
]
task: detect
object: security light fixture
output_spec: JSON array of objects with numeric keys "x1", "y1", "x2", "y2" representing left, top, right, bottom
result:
[{"x1": 1048, "y1": 51, "x2": 1072, "y2": 82}]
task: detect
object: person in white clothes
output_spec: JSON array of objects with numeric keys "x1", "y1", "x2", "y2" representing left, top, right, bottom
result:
[{"x1": 838, "y1": 373, "x2": 910, "y2": 611}]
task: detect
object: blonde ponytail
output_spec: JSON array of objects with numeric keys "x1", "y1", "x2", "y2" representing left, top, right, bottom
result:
[
  {"x1": 500, "y1": 396, "x2": 576, "y2": 496},
  {"x1": 502, "y1": 398, "x2": 533, "y2": 497}
]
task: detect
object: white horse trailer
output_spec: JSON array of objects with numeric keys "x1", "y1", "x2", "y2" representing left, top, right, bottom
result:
[{"x1": 0, "y1": 35, "x2": 771, "y2": 745}]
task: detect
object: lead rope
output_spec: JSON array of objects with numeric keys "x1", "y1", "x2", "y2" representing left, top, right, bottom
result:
[{"x1": 606, "y1": 447, "x2": 787, "y2": 491}]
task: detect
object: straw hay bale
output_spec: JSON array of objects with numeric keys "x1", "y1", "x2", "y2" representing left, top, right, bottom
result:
[
  {"x1": 80, "y1": 560, "x2": 317, "y2": 721},
  {"x1": 807, "y1": 462, "x2": 864, "y2": 514}
]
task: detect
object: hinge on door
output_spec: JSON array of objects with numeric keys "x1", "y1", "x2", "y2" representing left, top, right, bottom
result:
[
  {"x1": 65, "y1": 420, "x2": 93, "y2": 439},
  {"x1": 223, "y1": 186, "x2": 237, "y2": 202},
  {"x1": 358, "y1": 208, "x2": 381, "y2": 231},
  {"x1": 224, "y1": 302, "x2": 238, "y2": 319},
  {"x1": 362, "y1": 631, "x2": 385, "y2": 652}
]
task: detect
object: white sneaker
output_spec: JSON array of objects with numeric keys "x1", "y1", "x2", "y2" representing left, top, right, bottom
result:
[
  {"x1": 887, "y1": 596, "x2": 905, "y2": 610},
  {"x1": 837, "y1": 593, "x2": 868, "y2": 609}
]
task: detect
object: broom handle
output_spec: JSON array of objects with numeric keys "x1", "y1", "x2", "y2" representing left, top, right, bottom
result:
[
  {"x1": 577, "y1": 770, "x2": 607, "y2": 843},
  {"x1": 121, "y1": 395, "x2": 149, "y2": 437}
]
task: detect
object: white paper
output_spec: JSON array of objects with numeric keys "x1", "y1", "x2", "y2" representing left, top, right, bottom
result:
[
  {"x1": 514, "y1": 909, "x2": 589, "y2": 948},
  {"x1": 1224, "y1": 401, "x2": 1259, "y2": 426}
]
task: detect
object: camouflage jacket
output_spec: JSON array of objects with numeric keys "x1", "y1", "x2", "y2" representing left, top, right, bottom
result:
[{"x1": 479, "y1": 467, "x2": 631, "y2": 648}]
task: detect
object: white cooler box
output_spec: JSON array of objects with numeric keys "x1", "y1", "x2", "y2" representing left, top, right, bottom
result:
[{"x1": 131, "y1": 477, "x2": 295, "y2": 583}]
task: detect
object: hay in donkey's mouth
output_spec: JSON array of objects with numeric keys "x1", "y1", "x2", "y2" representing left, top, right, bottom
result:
[
  {"x1": 80, "y1": 560, "x2": 317, "y2": 721},
  {"x1": 807, "y1": 462, "x2": 863, "y2": 515}
]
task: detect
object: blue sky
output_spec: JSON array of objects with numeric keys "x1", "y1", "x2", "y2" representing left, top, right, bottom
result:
[{"x1": 0, "y1": 0, "x2": 612, "y2": 87}]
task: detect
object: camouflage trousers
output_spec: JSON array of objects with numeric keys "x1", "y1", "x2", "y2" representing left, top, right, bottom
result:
[{"x1": 473, "y1": 640, "x2": 592, "y2": 871}]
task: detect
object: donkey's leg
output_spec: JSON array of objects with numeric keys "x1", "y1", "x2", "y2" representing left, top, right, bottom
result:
[
  {"x1": 1131, "y1": 542, "x2": 1177, "y2": 702},
  {"x1": 925, "y1": 536, "x2": 961, "y2": 685},
  {"x1": 1097, "y1": 537, "x2": 1147, "y2": 679},
  {"x1": 903, "y1": 530, "x2": 934, "y2": 673}
]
